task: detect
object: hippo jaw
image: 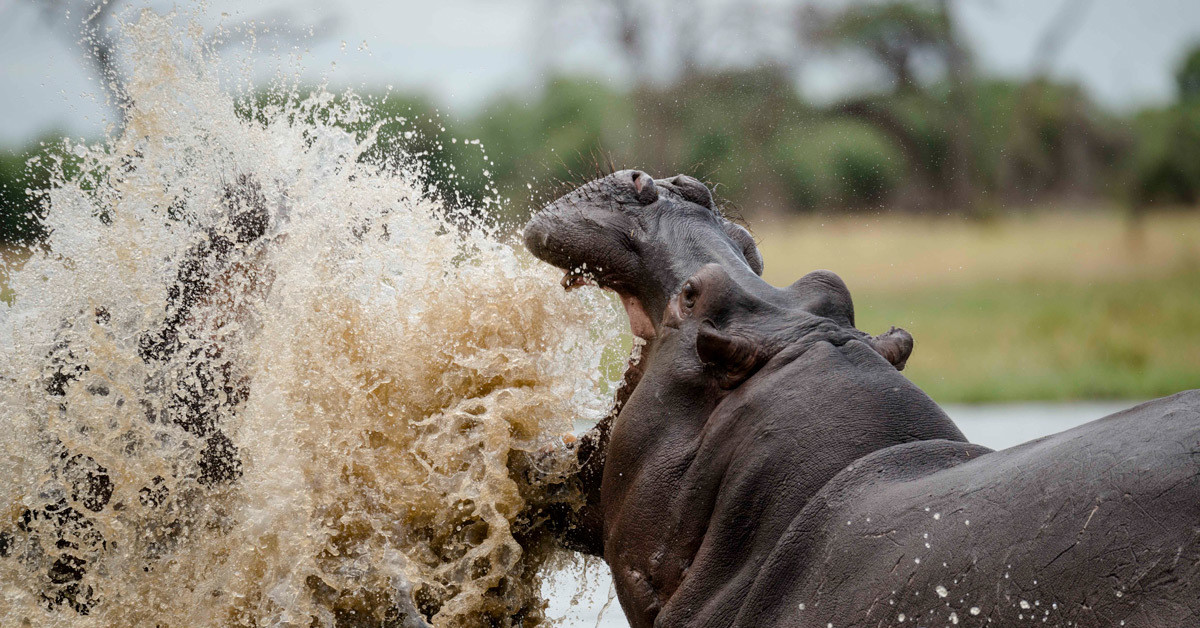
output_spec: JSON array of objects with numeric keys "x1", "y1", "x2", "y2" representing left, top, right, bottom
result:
[{"x1": 523, "y1": 169, "x2": 763, "y2": 345}]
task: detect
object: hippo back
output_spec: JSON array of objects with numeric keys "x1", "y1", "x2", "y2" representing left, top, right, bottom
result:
[{"x1": 738, "y1": 390, "x2": 1200, "y2": 628}]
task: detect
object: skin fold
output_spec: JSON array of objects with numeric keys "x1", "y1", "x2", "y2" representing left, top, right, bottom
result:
[{"x1": 524, "y1": 169, "x2": 1200, "y2": 628}]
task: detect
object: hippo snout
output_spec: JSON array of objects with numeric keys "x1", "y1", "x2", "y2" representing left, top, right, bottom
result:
[{"x1": 522, "y1": 214, "x2": 552, "y2": 253}]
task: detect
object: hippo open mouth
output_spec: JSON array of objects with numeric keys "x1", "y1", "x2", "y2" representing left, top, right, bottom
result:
[
  {"x1": 560, "y1": 268, "x2": 658, "y2": 342},
  {"x1": 523, "y1": 169, "x2": 764, "y2": 346}
]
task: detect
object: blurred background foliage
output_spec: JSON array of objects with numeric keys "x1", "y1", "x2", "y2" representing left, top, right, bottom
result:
[
  {"x1": 5, "y1": 0, "x2": 1200, "y2": 236},
  {"x1": 2, "y1": 0, "x2": 1198, "y2": 401}
]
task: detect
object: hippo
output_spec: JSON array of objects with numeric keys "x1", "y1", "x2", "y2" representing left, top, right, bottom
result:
[{"x1": 523, "y1": 169, "x2": 1200, "y2": 627}]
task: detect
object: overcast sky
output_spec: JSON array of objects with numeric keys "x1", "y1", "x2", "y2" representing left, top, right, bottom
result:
[{"x1": 2, "y1": 0, "x2": 1200, "y2": 146}]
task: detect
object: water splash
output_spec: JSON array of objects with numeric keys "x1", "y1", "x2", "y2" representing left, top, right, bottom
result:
[{"x1": 0, "y1": 10, "x2": 622, "y2": 627}]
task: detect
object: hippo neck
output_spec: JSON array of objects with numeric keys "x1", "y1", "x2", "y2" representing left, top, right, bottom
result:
[
  {"x1": 599, "y1": 337, "x2": 726, "y2": 625},
  {"x1": 601, "y1": 334, "x2": 966, "y2": 627}
]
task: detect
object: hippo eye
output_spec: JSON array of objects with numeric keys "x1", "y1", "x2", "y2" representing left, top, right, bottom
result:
[{"x1": 681, "y1": 281, "x2": 698, "y2": 309}]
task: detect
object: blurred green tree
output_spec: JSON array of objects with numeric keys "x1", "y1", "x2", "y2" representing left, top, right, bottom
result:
[
  {"x1": 803, "y1": 0, "x2": 978, "y2": 213},
  {"x1": 0, "y1": 142, "x2": 56, "y2": 245},
  {"x1": 1126, "y1": 43, "x2": 1200, "y2": 209},
  {"x1": 1177, "y1": 43, "x2": 1200, "y2": 102},
  {"x1": 805, "y1": 1, "x2": 948, "y2": 95}
]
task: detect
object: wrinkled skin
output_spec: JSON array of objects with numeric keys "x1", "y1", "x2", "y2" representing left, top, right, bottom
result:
[{"x1": 524, "y1": 169, "x2": 1200, "y2": 627}]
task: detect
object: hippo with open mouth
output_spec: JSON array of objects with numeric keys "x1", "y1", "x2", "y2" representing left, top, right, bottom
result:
[{"x1": 524, "y1": 169, "x2": 1200, "y2": 627}]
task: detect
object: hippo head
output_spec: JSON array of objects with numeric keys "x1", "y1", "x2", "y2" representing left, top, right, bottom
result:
[
  {"x1": 663, "y1": 263, "x2": 915, "y2": 389},
  {"x1": 521, "y1": 169, "x2": 944, "y2": 568},
  {"x1": 523, "y1": 169, "x2": 910, "y2": 372},
  {"x1": 523, "y1": 169, "x2": 763, "y2": 342}
]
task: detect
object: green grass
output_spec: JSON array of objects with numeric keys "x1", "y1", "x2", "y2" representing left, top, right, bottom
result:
[
  {"x1": 853, "y1": 267, "x2": 1200, "y2": 402},
  {"x1": 755, "y1": 209, "x2": 1200, "y2": 403}
]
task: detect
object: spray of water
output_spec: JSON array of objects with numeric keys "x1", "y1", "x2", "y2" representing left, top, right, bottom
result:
[{"x1": 0, "y1": 10, "x2": 623, "y2": 627}]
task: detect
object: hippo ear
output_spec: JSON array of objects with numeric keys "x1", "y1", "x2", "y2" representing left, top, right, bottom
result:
[
  {"x1": 787, "y1": 270, "x2": 855, "y2": 327},
  {"x1": 868, "y1": 327, "x2": 914, "y2": 371},
  {"x1": 723, "y1": 222, "x2": 764, "y2": 276},
  {"x1": 665, "y1": 174, "x2": 717, "y2": 210},
  {"x1": 696, "y1": 324, "x2": 763, "y2": 388}
]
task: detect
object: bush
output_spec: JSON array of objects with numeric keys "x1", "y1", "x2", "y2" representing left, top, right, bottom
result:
[
  {"x1": 465, "y1": 78, "x2": 635, "y2": 222},
  {"x1": 1129, "y1": 102, "x2": 1200, "y2": 207},
  {"x1": 0, "y1": 144, "x2": 54, "y2": 245},
  {"x1": 1177, "y1": 44, "x2": 1200, "y2": 103},
  {"x1": 772, "y1": 119, "x2": 906, "y2": 211}
]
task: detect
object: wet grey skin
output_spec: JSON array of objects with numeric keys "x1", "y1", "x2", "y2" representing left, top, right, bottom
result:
[{"x1": 524, "y1": 169, "x2": 1200, "y2": 628}]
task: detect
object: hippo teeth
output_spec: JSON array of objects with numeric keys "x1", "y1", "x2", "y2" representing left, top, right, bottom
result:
[{"x1": 561, "y1": 270, "x2": 598, "y2": 291}]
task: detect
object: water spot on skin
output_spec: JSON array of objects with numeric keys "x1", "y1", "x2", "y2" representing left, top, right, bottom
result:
[
  {"x1": 970, "y1": 607, "x2": 981, "y2": 615},
  {"x1": 949, "y1": 611, "x2": 959, "y2": 624},
  {"x1": 798, "y1": 603, "x2": 805, "y2": 610},
  {"x1": 897, "y1": 613, "x2": 906, "y2": 622},
  {"x1": 936, "y1": 585, "x2": 948, "y2": 598},
  {"x1": 933, "y1": 512, "x2": 941, "y2": 520},
  {"x1": 1020, "y1": 600, "x2": 1031, "y2": 609}
]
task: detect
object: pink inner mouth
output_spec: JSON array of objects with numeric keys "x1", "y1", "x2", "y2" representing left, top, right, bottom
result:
[
  {"x1": 563, "y1": 270, "x2": 656, "y2": 341},
  {"x1": 619, "y1": 293, "x2": 656, "y2": 341}
]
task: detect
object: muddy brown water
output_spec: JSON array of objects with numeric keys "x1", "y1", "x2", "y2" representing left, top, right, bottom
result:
[{"x1": 0, "y1": 11, "x2": 625, "y2": 627}]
